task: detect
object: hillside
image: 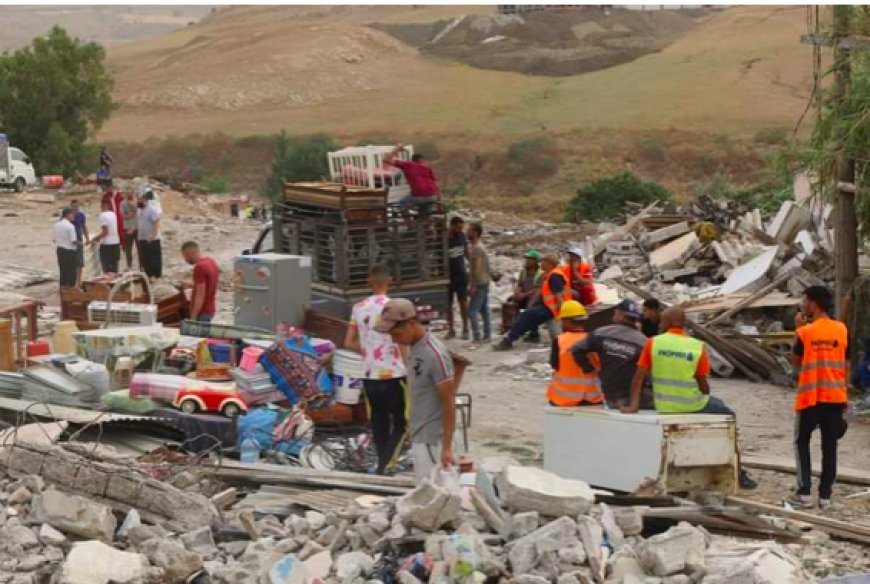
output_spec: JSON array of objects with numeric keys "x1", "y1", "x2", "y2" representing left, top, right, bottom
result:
[{"x1": 101, "y1": 5, "x2": 816, "y2": 142}]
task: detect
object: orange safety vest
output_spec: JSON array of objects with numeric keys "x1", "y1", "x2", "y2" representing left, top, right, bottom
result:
[
  {"x1": 562, "y1": 262, "x2": 598, "y2": 306},
  {"x1": 541, "y1": 268, "x2": 571, "y2": 316},
  {"x1": 547, "y1": 331, "x2": 603, "y2": 406},
  {"x1": 795, "y1": 317, "x2": 849, "y2": 411}
]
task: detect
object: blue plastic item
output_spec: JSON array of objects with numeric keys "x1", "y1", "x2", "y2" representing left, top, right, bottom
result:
[
  {"x1": 236, "y1": 407, "x2": 278, "y2": 452},
  {"x1": 239, "y1": 435, "x2": 261, "y2": 463},
  {"x1": 209, "y1": 341, "x2": 233, "y2": 364}
]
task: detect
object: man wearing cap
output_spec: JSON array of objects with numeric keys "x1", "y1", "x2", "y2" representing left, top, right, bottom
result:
[
  {"x1": 375, "y1": 298, "x2": 456, "y2": 483},
  {"x1": 571, "y1": 299, "x2": 654, "y2": 409},
  {"x1": 548, "y1": 300, "x2": 603, "y2": 407},
  {"x1": 53, "y1": 207, "x2": 78, "y2": 288},
  {"x1": 501, "y1": 249, "x2": 543, "y2": 339},
  {"x1": 495, "y1": 254, "x2": 569, "y2": 351},
  {"x1": 564, "y1": 247, "x2": 597, "y2": 307}
]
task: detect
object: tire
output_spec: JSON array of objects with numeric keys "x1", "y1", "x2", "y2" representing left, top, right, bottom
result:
[
  {"x1": 180, "y1": 399, "x2": 199, "y2": 414},
  {"x1": 13, "y1": 177, "x2": 25, "y2": 193},
  {"x1": 222, "y1": 402, "x2": 242, "y2": 418}
]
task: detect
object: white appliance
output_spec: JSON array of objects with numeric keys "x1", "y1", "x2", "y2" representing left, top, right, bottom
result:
[
  {"x1": 543, "y1": 406, "x2": 737, "y2": 494},
  {"x1": 327, "y1": 144, "x2": 413, "y2": 203},
  {"x1": 87, "y1": 301, "x2": 158, "y2": 327}
]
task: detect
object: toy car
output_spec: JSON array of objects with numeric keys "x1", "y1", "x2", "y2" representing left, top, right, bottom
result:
[{"x1": 173, "y1": 385, "x2": 249, "y2": 418}]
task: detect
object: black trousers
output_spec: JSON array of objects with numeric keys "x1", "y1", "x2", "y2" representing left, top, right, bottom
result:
[
  {"x1": 138, "y1": 239, "x2": 162, "y2": 278},
  {"x1": 363, "y1": 378, "x2": 408, "y2": 474},
  {"x1": 99, "y1": 244, "x2": 121, "y2": 274},
  {"x1": 506, "y1": 303, "x2": 552, "y2": 343},
  {"x1": 794, "y1": 402, "x2": 845, "y2": 499},
  {"x1": 56, "y1": 248, "x2": 77, "y2": 287}
]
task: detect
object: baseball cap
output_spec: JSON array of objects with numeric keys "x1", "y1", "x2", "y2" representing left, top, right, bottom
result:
[
  {"x1": 374, "y1": 298, "x2": 418, "y2": 333},
  {"x1": 616, "y1": 299, "x2": 642, "y2": 320},
  {"x1": 523, "y1": 249, "x2": 542, "y2": 260}
]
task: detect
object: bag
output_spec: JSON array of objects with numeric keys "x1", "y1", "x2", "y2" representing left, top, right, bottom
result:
[
  {"x1": 236, "y1": 407, "x2": 278, "y2": 451},
  {"x1": 261, "y1": 336, "x2": 334, "y2": 405}
]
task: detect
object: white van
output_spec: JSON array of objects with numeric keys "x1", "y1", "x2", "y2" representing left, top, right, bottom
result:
[{"x1": 0, "y1": 135, "x2": 37, "y2": 192}]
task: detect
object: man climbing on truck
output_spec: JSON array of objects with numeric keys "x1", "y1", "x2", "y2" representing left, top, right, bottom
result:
[{"x1": 384, "y1": 144, "x2": 440, "y2": 218}]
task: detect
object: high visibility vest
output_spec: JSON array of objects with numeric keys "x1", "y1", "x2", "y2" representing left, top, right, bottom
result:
[
  {"x1": 650, "y1": 332, "x2": 709, "y2": 413},
  {"x1": 795, "y1": 318, "x2": 849, "y2": 411},
  {"x1": 541, "y1": 269, "x2": 571, "y2": 316},
  {"x1": 547, "y1": 331, "x2": 603, "y2": 406},
  {"x1": 562, "y1": 262, "x2": 598, "y2": 306}
]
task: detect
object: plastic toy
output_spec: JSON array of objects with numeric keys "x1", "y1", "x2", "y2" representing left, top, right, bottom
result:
[{"x1": 173, "y1": 385, "x2": 249, "y2": 417}]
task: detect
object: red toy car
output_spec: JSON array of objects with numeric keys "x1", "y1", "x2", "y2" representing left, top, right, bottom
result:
[{"x1": 173, "y1": 385, "x2": 249, "y2": 418}]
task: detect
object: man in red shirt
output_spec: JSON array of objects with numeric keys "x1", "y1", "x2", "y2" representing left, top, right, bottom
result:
[
  {"x1": 384, "y1": 144, "x2": 440, "y2": 218},
  {"x1": 180, "y1": 241, "x2": 219, "y2": 322}
]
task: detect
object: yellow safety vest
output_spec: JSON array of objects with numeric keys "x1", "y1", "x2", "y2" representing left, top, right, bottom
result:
[{"x1": 650, "y1": 332, "x2": 709, "y2": 413}]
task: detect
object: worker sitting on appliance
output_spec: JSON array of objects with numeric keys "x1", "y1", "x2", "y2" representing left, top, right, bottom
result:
[
  {"x1": 564, "y1": 247, "x2": 597, "y2": 307},
  {"x1": 547, "y1": 300, "x2": 603, "y2": 407}
]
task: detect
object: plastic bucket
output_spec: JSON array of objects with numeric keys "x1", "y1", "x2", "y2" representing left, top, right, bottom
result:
[
  {"x1": 42, "y1": 175, "x2": 64, "y2": 189},
  {"x1": 239, "y1": 346, "x2": 264, "y2": 372},
  {"x1": 209, "y1": 341, "x2": 233, "y2": 364},
  {"x1": 26, "y1": 340, "x2": 50, "y2": 358},
  {"x1": 332, "y1": 349, "x2": 364, "y2": 405},
  {"x1": 53, "y1": 320, "x2": 79, "y2": 354}
]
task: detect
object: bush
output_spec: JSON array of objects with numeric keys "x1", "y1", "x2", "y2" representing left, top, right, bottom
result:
[
  {"x1": 201, "y1": 175, "x2": 230, "y2": 194},
  {"x1": 637, "y1": 138, "x2": 667, "y2": 163},
  {"x1": 565, "y1": 172, "x2": 673, "y2": 223},
  {"x1": 754, "y1": 127, "x2": 789, "y2": 145},
  {"x1": 263, "y1": 132, "x2": 336, "y2": 198},
  {"x1": 695, "y1": 173, "x2": 790, "y2": 214},
  {"x1": 506, "y1": 138, "x2": 558, "y2": 177}
]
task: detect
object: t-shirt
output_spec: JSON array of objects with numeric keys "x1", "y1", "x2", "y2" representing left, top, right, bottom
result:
[
  {"x1": 53, "y1": 219, "x2": 77, "y2": 251},
  {"x1": 391, "y1": 159, "x2": 439, "y2": 197},
  {"x1": 350, "y1": 295, "x2": 406, "y2": 380},
  {"x1": 73, "y1": 211, "x2": 86, "y2": 242},
  {"x1": 640, "y1": 317, "x2": 660, "y2": 338},
  {"x1": 637, "y1": 328, "x2": 711, "y2": 377},
  {"x1": 193, "y1": 256, "x2": 220, "y2": 317},
  {"x1": 408, "y1": 333, "x2": 454, "y2": 444},
  {"x1": 572, "y1": 323, "x2": 653, "y2": 408},
  {"x1": 468, "y1": 241, "x2": 490, "y2": 286},
  {"x1": 448, "y1": 232, "x2": 467, "y2": 281},
  {"x1": 98, "y1": 211, "x2": 120, "y2": 245},
  {"x1": 137, "y1": 205, "x2": 161, "y2": 241},
  {"x1": 121, "y1": 200, "x2": 138, "y2": 231}
]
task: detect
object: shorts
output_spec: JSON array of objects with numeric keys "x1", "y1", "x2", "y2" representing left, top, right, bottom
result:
[
  {"x1": 397, "y1": 194, "x2": 437, "y2": 218},
  {"x1": 75, "y1": 242, "x2": 84, "y2": 268},
  {"x1": 448, "y1": 276, "x2": 468, "y2": 303},
  {"x1": 411, "y1": 441, "x2": 442, "y2": 484}
]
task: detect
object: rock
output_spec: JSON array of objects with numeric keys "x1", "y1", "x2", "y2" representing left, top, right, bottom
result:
[
  {"x1": 703, "y1": 545, "x2": 812, "y2": 584},
  {"x1": 396, "y1": 480, "x2": 461, "y2": 531},
  {"x1": 238, "y1": 509, "x2": 260, "y2": 540},
  {"x1": 303, "y1": 550, "x2": 333, "y2": 580},
  {"x1": 298, "y1": 540, "x2": 325, "y2": 561},
  {"x1": 507, "y1": 516, "x2": 577, "y2": 575},
  {"x1": 305, "y1": 511, "x2": 326, "y2": 531},
  {"x1": 495, "y1": 466, "x2": 594, "y2": 517},
  {"x1": 7, "y1": 488, "x2": 31, "y2": 505},
  {"x1": 316, "y1": 525, "x2": 337, "y2": 546},
  {"x1": 126, "y1": 524, "x2": 169, "y2": 548},
  {"x1": 287, "y1": 515, "x2": 309, "y2": 537},
  {"x1": 577, "y1": 515, "x2": 605, "y2": 582},
  {"x1": 525, "y1": 348, "x2": 550, "y2": 365},
  {"x1": 336, "y1": 551, "x2": 374, "y2": 580},
  {"x1": 514, "y1": 576, "x2": 549, "y2": 584},
  {"x1": 5, "y1": 526, "x2": 38, "y2": 548},
  {"x1": 396, "y1": 570, "x2": 423, "y2": 584},
  {"x1": 269, "y1": 554, "x2": 310, "y2": 584},
  {"x1": 613, "y1": 507, "x2": 644, "y2": 537},
  {"x1": 45, "y1": 547, "x2": 64, "y2": 563},
  {"x1": 181, "y1": 526, "x2": 219, "y2": 559},
  {"x1": 509, "y1": 511, "x2": 540, "y2": 538},
  {"x1": 558, "y1": 543, "x2": 586, "y2": 566},
  {"x1": 60, "y1": 540, "x2": 148, "y2": 584},
  {"x1": 117, "y1": 509, "x2": 141, "y2": 541},
  {"x1": 599, "y1": 504, "x2": 625, "y2": 550},
  {"x1": 611, "y1": 557, "x2": 646, "y2": 580},
  {"x1": 140, "y1": 538, "x2": 204, "y2": 581},
  {"x1": 557, "y1": 575, "x2": 581, "y2": 584},
  {"x1": 31, "y1": 488, "x2": 116, "y2": 543},
  {"x1": 662, "y1": 575, "x2": 690, "y2": 584},
  {"x1": 356, "y1": 523, "x2": 380, "y2": 548},
  {"x1": 367, "y1": 510, "x2": 390, "y2": 534},
  {"x1": 387, "y1": 515, "x2": 408, "y2": 540},
  {"x1": 639, "y1": 522, "x2": 706, "y2": 577},
  {"x1": 17, "y1": 554, "x2": 48, "y2": 571},
  {"x1": 220, "y1": 541, "x2": 249, "y2": 558}
]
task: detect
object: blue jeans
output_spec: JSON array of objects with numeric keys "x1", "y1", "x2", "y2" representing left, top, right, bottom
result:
[
  {"x1": 506, "y1": 304, "x2": 553, "y2": 343},
  {"x1": 468, "y1": 283, "x2": 490, "y2": 339}
]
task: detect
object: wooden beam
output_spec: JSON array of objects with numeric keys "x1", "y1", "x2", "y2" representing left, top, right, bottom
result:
[
  {"x1": 705, "y1": 272, "x2": 793, "y2": 327},
  {"x1": 742, "y1": 454, "x2": 870, "y2": 487},
  {"x1": 728, "y1": 496, "x2": 870, "y2": 545}
]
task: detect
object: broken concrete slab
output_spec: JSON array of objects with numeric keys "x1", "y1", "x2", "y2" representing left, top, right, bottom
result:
[
  {"x1": 38, "y1": 523, "x2": 66, "y2": 547},
  {"x1": 396, "y1": 477, "x2": 461, "y2": 531},
  {"x1": 60, "y1": 540, "x2": 148, "y2": 584},
  {"x1": 506, "y1": 516, "x2": 577, "y2": 575},
  {"x1": 509, "y1": 511, "x2": 540, "y2": 538},
  {"x1": 638, "y1": 522, "x2": 706, "y2": 577},
  {"x1": 704, "y1": 543, "x2": 813, "y2": 583},
  {"x1": 335, "y1": 551, "x2": 374, "y2": 580},
  {"x1": 641, "y1": 221, "x2": 691, "y2": 249},
  {"x1": 766, "y1": 200, "x2": 811, "y2": 244},
  {"x1": 31, "y1": 488, "x2": 116, "y2": 543},
  {"x1": 139, "y1": 538, "x2": 204, "y2": 581},
  {"x1": 495, "y1": 466, "x2": 594, "y2": 517},
  {"x1": 598, "y1": 265, "x2": 624, "y2": 282},
  {"x1": 649, "y1": 232, "x2": 700, "y2": 271},
  {"x1": 719, "y1": 246, "x2": 778, "y2": 296}
]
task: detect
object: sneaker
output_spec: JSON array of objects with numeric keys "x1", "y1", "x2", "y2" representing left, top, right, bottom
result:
[
  {"x1": 739, "y1": 470, "x2": 758, "y2": 490},
  {"x1": 461, "y1": 331, "x2": 470, "y2": 341},
  {"x1": 523, "y1": 334, "x2": 541, "y2": 344},
  {"x1": 493, "y1": 339, "x2": 514, "y2": 351},
  {"x1": 788, "y1": 493, "x2": 814, "y2": 509},
  {"x1": 819, "y1": 498, "x2": 832, "y2": 510},
  {"x1": 444, "y1": 331, "x2": 456, "y2": 340}
]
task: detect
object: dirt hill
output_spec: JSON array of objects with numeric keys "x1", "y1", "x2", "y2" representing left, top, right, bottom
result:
[{"x1": 101, "y1": 5, "x2": 817, "y2": 142}]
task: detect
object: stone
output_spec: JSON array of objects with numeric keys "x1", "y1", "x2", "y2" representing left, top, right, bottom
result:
[
  {"x1": 31, "y1": 488, "x2": 116, "y2": 543},
  {"x1": 17, "y1": 554, "x2": 48, "y2": 571},
  {"x1": 599, "y1": 504, "x2": 625, "y2": 550},
  {"x1": 287, "y1": 515, "x2": 309, "y2": 537},
  {"x1": 7, "y1": 488, "x2": 31, "y2": 505},
  {"x1": 507, "y1": 516, "x2": 577, "y2": 575},
  {"x1": 648, "y1": 232, "x2": 700, "y2": 271},
  {"x1": 44, "y1": 547, "x2": 64, "y2": 563},
  {"x1": 396, "y1": 571, "x2": 422, "y2": 584},
  {"x1": 557, "y1": 575, "x2": 581, "y2": 584},
  {"x1": 140, "y1": 538, "x2": 204, "y2": 581},
  {"x1": 316, "y1": 525, "x2": 337, "y2": 546},
  {"x1": 238, "y1": 509, "x2": 260, "y2": 540},
  {"x1": 336, "y1": 551, "x2": 374, "y2": 580},
  {"x1": 60, "y1": 540, "x2": 148, "y2": 584},
  {"x1": 396, "y1": 480, "x2": 461, "y2": 531},
  {"x1": 557, "y1": 543, "x2": 586, "y2": 566},
  {"x1": 303, "y1": 550, "x2": 333, "y2": 580},
  {"x1": 703, "y1": 544, "x2": 811, "y2": 584},
  {"x1": 577, "y1": 515, "x2": 605, "y2": 582},
  {"x1": 495, "y1": 466, "x2": 594, "y2": 517},
  {"x1": 182, "y1": 526, "x2": 219, "y2": 559},
  {"x1": 305, "y1": 511, "x2": 326, "y2": 531},
  {"x1": 613, "y1": 507, "x2": 644, "y2": 537},
  {"x1": 514, "y1": 576, "x2": 549, "y2": 584},
  {"x1": 220, "y1": 541, "x2": 249, "y2": 558},
  {"x1": 5, "y1": 526, "x2": 38, "y2": 548},
  {"x1": 117, "y1": 509, "x2": 141, "y2": 540},
  {"x1": 387, "y1": 514, "x2": 408, "y2": 539},
  {"x1": 298, "y1": 540, "x2": 325, "y2": 561},
  {"x1": 367, "y1": 510, "x2": 390, "y2": 534},
  {"x1": 510, "y1": 511, "x2": 540, "y2": 538},
  {"x1": 639, "y1": 522, "x2": 706, "y2": 577},
  {"x1": 720, "y1": 246, "x2": 778, "y2": 296},
  {"x1": 662, "y1": 575, "x2": 690, "y2": 584},
  {"x1": 611, "y1": 557, "x2": 646, "y2": 581},
  {"x1": 356, "y1": 523, "x2": 380, "y2": 548},
  {"x1": 268, "y1": 554, "x2": 310, "y2": 584},
  {"x1": 127, "y1": 524, "x2": 169, "y2": 548}
]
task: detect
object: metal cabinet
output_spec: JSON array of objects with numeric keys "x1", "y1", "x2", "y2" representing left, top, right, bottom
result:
[{"x1": 233, "y1": 253, "x2": 311, "y2": 331}]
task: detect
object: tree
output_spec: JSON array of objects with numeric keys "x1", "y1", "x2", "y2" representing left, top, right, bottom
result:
[
  {"x1": 0, "y1": 26, "x2": 114, "y2": 176},
  {"x1": 264, "y1": 132, "x2": 336, "y2": 198},
  {"x1": 564, "y1": 172, "x2": 672, "y2": 223}
]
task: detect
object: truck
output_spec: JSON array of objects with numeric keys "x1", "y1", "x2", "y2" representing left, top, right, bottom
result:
[
  {"x1": 0, "y1": 134, "x2": 37, "y2": 192},
  {"x1": 246, "y1": 145, "x2": 449, "y2": 321}
]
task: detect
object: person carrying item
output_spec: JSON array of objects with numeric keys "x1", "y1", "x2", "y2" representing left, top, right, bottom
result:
[
  {"x1": 90, "y1": 198, "x2": 121, "y2": 274},
  {"x1": 53, "y1": 207, "x2": 78, "y2": 289},
  {"x1": 446, "y1": 216, "x2": 470, "y2": 340},
  {"x1": 180, "y1": 241, "x2": 220, "y2": 323},
  {"x1": 137, "y1": 190, "x2": 162, "y2": 279},
  {"x1": 547, "y1": 300, "x2": 602, "y2": 407},
  {"x1": 572, "y1": 298, "x2": 654, "y2": 410},
  {"x1": 494, "y1": 254, "x2": 569, "y2": 351},
  {"x1": 375, "y1": 298, "x2": 456, "y2": 484},
  {"x1": 384, "y1": 144, "x2": 440, "y2": 219},
  {"x1": 344, "y1": 265, "x2": 408, "y2": 475},
  {"x1": 622, "y1": 307, "x2": 757, "y2": 490},
  {"x1": 501, "y1": 249, "x2": 543, "y2": 340},
  {"x1": 466, "y1": 222, "x2": 491, "y2": 343},
  {"x1": 791, "y1": 285, "x2": 849, "y2": 509},
  {"x1": 640, "y1": 298, "x2": 662, "y2": 338},
  {"x1": 564, "y1": 247, "x2": 597, "y2": 307}
]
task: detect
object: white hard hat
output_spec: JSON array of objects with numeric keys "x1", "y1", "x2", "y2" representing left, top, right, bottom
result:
[{"x1": 567, "y1": 246, "x2": 585, "y2": 258}]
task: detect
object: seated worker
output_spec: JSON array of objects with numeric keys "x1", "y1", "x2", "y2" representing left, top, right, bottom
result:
[
  {"x1": 494, "y1": 254, "x2": 570, "y2": 351},
  {"x1": 564, "y1": 247, "x2": 597, "y2": 307},
  {"x1": 501, "y1": 249, "x2": 543, "y2": 339},
  {"x1": 571, "y1": 298, "x2": 654, "y2": 410},
  {"x1": 621, "y1": 307, "x2": 757, "y2": 490},
  {"x1": 640, "y1": 298, "x2": 662, "y2": 338},
  {"x1": 547, "y1": 300, "x2": 603, "y2": 407}
]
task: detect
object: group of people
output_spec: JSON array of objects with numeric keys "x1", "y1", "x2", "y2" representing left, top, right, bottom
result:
[{"x1": 53, "y1": 186, "x2": 163, "y2": 287}]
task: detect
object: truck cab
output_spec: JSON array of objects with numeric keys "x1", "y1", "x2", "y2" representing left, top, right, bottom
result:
[{"x1": 0, "y1": 143, "x2": 37, "y2": 193}]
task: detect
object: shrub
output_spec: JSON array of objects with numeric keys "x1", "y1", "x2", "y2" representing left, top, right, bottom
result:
[
  {"x1": 201, "y1": 175, "x2": 230, "y2": 194},
  {"x1": 695, "y1": 173, "x2": 790, "y2": 214},
  {"x1": 754, "y1": 127, "x2": 789, "y2": 145},
  {"x1": 264, "y1": 132, "x2": 336, "y2": 198},
  {"x1": 564, "y1": 172, "x2": 673, "y2": 223},
  {"x1": 506, "y1": 138, "x2": 558, "y2": 177},
  {"x1": 637, "y1": 138, "x2": 667, "y2": 163}
]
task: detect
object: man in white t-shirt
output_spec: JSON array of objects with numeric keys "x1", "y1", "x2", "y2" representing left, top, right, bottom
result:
[
  {"x1": 90, "y1": 199, "x2": 121, "y2": 274},
  {"x1": 344, "y1": 264, "x2": 408, "y2": 475},
  {"x1": 54, "y1": 207, "x2": 78, "y2": 288}
]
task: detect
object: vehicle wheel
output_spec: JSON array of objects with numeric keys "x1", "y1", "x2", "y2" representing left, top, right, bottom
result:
[
  {"x1": 180, "y1": 399, "x2": 199, "y2": 414},
  {"x1": 222, "y1": 402, "x2": 242, "y2": 418},
  {"x1": 13, "y1": 177, "x2": 25, "y2": 193}
]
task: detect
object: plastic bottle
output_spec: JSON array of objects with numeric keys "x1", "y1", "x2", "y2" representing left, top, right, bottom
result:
[{"x1": 239, "y1": 435, "x2": 261, "y2": 464}]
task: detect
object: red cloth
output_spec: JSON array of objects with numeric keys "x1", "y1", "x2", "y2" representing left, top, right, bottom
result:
[
  {"x1": 193, "y1": 256, "x2": 220, "y2": 317},
  {"x1": 390, "y1": 159, "x2": 439, "y2": 197}
]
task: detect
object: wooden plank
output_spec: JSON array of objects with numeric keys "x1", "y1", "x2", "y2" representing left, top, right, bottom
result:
[
  {"x1": 742, "y1": 455, "x2": 870, "y2": 487},
  {"x1": 706, "y1": 273, "x2": 793, "y2": 327},
  {"x1": 643, "y1": 506, "x2": 801, "y2": 541},
  {"x1": 212, "y1": 458, "x2": 416, "y2": 488},
  {"x1": 728, "y1": 496, "x2": 870, "y2": 545}
]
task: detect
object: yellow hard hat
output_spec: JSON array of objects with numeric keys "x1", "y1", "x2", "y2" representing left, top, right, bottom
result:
[{"x1": 559, "y1": 300, "x2": 587, "y2": 320}]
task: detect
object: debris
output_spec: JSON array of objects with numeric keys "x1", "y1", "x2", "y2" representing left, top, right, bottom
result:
[
  {"x1": 139, "y1": 538, "x2": 204, "y2": 581},
  {"x1": 495, "y1": 466, "x2": 594, "y2": 517},
  {"x1": 638, "y1": 522, "x2": 707, "y2": 577},
  {"x1": 60, "y1": 540, "x2": 148, "y2": 584},
  {"x1": 32, "y1": 488, "x2": 117, "y2": 542},
  {"x1": 396, "y1": 473, "x2": 461, "y2": 530}
]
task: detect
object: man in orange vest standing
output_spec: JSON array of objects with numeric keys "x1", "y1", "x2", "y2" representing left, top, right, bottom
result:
[
  {"x1": 494, "y1": 254, "x2": 570, "y2": 351},
  {"x1": 547, "y1": 300, "x2": 603, "y2": 407},
  {"x1": 792, "y1": 285, "x2": 849, "y2": 509}
]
